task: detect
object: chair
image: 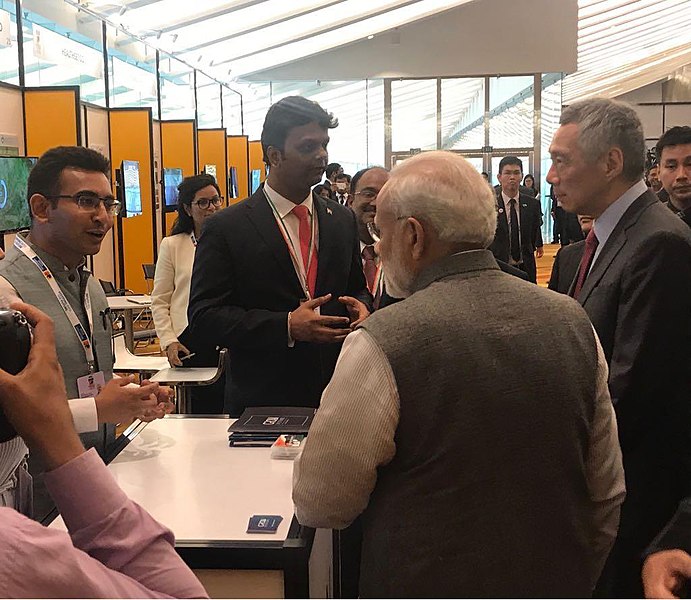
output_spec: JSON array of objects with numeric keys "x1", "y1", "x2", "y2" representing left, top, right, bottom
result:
[
  {"x1": 150, "y1": 348, "x2": 228, "y2": 414},
  {"x1": 142, "y1": 264, "x2": 156, "y2": 294}
]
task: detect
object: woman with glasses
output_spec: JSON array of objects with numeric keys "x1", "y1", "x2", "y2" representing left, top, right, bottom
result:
[{"x1": 151, "y1": 174, "x2": 223, "y2": 411}]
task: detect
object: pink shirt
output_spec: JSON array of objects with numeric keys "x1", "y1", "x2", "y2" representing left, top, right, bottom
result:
[{"x1": 0, "y1": 449, "x2": 208, "y2": 598}]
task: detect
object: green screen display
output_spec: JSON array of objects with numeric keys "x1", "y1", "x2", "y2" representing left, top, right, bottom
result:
[{"x1": 0, "y1": 157, "x2": 36, "y2": 234}]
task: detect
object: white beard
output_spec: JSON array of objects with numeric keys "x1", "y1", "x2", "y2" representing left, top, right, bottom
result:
[{"x1": 382, "y1": 258, "x2": 414, "y2": 299}]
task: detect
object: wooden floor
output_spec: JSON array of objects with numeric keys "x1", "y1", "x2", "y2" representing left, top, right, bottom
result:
[{"x1": 537, "y1": 243, "x2": 559, "y2": 288}]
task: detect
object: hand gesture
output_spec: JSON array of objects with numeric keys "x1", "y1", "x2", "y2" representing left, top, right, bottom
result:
[
  {"x1": 289, "y1": 294, "x2": 351, "y2": 344},
  {"x1": 165, "y1": 341, "x2": 190, "y2": 367}
]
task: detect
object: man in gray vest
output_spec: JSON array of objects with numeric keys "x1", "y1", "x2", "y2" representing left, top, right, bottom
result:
[
  {"x1": 293, "y1": 151, "x2": 625, "y2": 597},
  {"x1": 0, "y1": 146, "x2": 172, "y2": 517}
]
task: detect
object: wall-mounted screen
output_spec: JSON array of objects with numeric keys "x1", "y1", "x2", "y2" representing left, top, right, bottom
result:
[
  {"x1": 229, "y1": 166, "x2": 238, "y2": 199},
  {"x1": 121, "y1": 159, "x2": 142, "y2": 217},
  {"x1": 0, "y1": 157, "x2": 37, "y2": 234},
  {"x1": 163, "y1": 167, "x2": 183, "y2": 211},
  {"x1": 251, "y1": 169, "x2": 261, "y2": 194}
]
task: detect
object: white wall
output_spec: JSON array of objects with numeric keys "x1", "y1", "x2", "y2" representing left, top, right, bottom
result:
[{"x1": 243, "y1": 0, "x2": 578, "y2": 81}]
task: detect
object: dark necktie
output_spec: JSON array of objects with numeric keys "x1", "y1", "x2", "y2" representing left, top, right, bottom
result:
[
  {"x1": 509, "y1": 199, "x2": 521, "y2": 262},
  {"x1": 572, "y1": 229, "x2": 599, "y2": 300},
  {"x1": 362, "y1": 245, "x2": 377, "y2": 293}
]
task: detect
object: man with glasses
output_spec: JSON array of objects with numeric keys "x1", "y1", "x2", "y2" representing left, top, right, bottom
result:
[{"x1": 0, "y1": 146, "x2": 172, "y2": 518}]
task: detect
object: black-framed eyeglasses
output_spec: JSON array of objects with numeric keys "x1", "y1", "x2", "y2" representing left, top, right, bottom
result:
[
  {"x1": 192, "y1": 196, "x2": 223, "y2": 209},
  {"x1": 46, "y1": 193, "x2": 121, "y2": 216}
]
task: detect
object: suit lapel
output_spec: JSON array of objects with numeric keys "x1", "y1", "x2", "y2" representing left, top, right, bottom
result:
[
  {"x1": 313, "y1": 194, "x2": 335, "y2": 297},
  {"x1": 245, "y1": 188, "x2": 304, "y2": 297},
  {"x1": 577, "y1": 192, "x2": 656, "y2": 304},
  {"x1": 496, "y1": 194, "x2": 508, "y2": 238}
]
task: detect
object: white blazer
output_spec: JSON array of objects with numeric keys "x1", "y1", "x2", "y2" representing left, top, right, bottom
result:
[{"x1": 151, "y1": 233, "x2": 196, "y2": 350}]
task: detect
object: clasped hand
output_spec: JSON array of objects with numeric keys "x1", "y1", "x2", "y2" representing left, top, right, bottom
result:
[{"x1": 289, "y1": 293, "x2": 370, "y2": 344}]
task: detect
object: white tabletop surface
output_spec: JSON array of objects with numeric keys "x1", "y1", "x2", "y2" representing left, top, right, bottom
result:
[
  {"x1": 51, "y1": 417, "x2": 296, "y2": 543},
  {"x1": 107, "y1": 295, "x2": 152, "y2": 310},
  {"x1": 151, "y1": 367, "x2": 220, "y2": 384}
]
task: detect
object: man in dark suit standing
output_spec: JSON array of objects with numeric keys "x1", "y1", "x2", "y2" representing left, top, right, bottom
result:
[
  {"x1": 657, "y1": 126, "x2": 691, "y2": 228},
  {"x1": 547, "y1": 215, "x2": 591, "y2": 293},
  {"x1": 489, "y1": 156, "x2": 543, "y2": 282},
  {"x1": 187, "y1": 96, "x2": 371, "y2": 416},
  {"x1": 547, "y1": 98, "x2": 691, "y2": 598}
]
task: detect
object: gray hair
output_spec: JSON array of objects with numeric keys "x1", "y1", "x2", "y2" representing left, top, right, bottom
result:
[
  {"x1": 560, "y1": 98, "x2": 645, "y2": 181},
  {"x1": 385, "y1": 151, "x2": 496, "y2": 248}
]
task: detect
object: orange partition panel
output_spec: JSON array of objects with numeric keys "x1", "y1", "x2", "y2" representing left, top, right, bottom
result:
[
  {"x1": 109, "y1": 109, "x2": 156, "y2": 293},
  {"x1": 227, "y1": 135, "x2": 249, "y2": 203},
  {"x1": 24, "y1": 87, "x2": 79, "y2": 156},
  {"x1": 197, "y1": 128, "x2": 228, "y2": 205},
  {"x1": 161, "y1": 120, "x2": 196, "y2": 236}
]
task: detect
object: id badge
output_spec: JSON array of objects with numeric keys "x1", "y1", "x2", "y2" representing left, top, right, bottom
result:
[{"x1": 77, "y1": 371, "x2": 106, "y2": 399}]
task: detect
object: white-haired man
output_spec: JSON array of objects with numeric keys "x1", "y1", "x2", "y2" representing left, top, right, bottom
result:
[{"x1": 293, "y1": 151, "x2": 625, "y2": 597}]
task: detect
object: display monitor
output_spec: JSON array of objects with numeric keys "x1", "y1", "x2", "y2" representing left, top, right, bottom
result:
[
  {"x1": 163, "y1": 167, "x2": 183, "y2": 211},
  {"x1": 0, "y1": 157, "x2": 37, "y2": 234},
  {"x1": 228, "y1": 166, "x2": 238, "y2": 199},
  {"x1": 120, "y1": 159, "x2": 142, "y2": 217},
  {"x1": 250, "y1": 169, "x2": 261, "y2": 194}
]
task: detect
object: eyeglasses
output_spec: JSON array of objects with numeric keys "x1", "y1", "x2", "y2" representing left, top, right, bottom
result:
[
  {"x1": 46, "y1": 193, "x2": 121, "y2": 216},
  {"x1": 192, "y1": 196, "x2": 223, "y2": 209},
  {"x1": 355, "y1": 189, "x2": 378, "y2": 200},
  {"x1": 367, "y1": 216, "x2": 409, "y2": 244}
]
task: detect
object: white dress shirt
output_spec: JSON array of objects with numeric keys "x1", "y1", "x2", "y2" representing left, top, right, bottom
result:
[
  {"x1": 150, "y1": 233, "x2": 196, "y2": 350},
  {"x1": 293, "y1": 327, "x2": 626, "y2": 567}
]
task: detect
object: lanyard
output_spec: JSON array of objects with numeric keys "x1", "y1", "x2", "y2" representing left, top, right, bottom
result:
[
  {"x1": 14, "y1": 236, "x2": 97, "y2": 372},
  {"x1": 263, "y1": 189, "x2": 317, "y2": 299},
  {"x1": 190, "y1": 232, "x2": 198, "y2": 247},
  {"x1": 372, "y1": 263, "x2": 383, "y2": 297}
]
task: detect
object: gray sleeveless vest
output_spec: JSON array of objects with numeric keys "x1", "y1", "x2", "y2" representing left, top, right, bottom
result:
[
  {"x1": 358, "y1": 250, "x2": 599, "y2": 597},
  {"x1": 0, "y1": 236, "x2": 114, "y2": 454}
]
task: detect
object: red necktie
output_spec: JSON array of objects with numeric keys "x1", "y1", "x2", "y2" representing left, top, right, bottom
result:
[
  {"x1": 292, "y1": 204, "x2": 317, "y2": 297},
  {"x1": 572, "y1": 229, "x2": 599, "y2": 300},
  {"x1": 362, "y1": 245, "x2": 377, "y2": 293}
]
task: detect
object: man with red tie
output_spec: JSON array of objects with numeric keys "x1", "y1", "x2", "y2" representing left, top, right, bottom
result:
[
  {"x1": 187, "y1": 96, "x2": 371, "y2": 416},
  {"x1": 351, "y1": 166, "x2": 390, "y2": 309},
  {"x1": 547, "y1": 98, "x2": 691, "y2": 598}
]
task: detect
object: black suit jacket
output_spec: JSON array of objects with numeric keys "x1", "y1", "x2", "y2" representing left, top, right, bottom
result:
[
  {"x1": 186, "y1": 187, "x2": 371, "y2": 416},
  {"x1": 579, "y1": 190, "x2": 691, "y2": 597},
  {"x1": 645, "y1": 497, "x2": 691, "y2": 557},
  {"x1": 547, "y1": 241, "x2": 584, "y2": 294},
  {"x1": 488, "y1": 191, "x2": 544, "y2": 282}
]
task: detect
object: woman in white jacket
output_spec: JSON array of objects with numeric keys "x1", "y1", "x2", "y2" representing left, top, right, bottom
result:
[{"x1": 151, "y1": 174, "x2": 221, "y2": 371}]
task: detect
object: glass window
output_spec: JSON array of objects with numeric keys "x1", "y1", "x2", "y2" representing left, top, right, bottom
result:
[
  {"x1": 366, "y1": 79, "x2": 385, "y2": 168},
  {"x1": 488, "y1": 75, "x2": 534, "y2": 149},
  {"x1": 441, "y1": 78, "x2": 485, "y2": 150},
  {"x1": 232, "y1": 81, "x2": 271, "y2": 141},
  {"x1": 159, "y1": 54, "x2": 194, "y2": 120},
  {"x1": 222, "y1": 85, "x2": 243, "y2": 134},
  {"x1": 391, "y1": 79, "x2": 436, "y2": 152},
  {"x1": 0, "y1": 1, "x2": 19, "y2": 84},
  {"x1": 196, "y1": 72, "x2": 221, "y2": 128},
  {"x1": 107, "y1": 27, "x2": 157, "y2": 116},
  {"x1": 540, "y1": 73, "x2": 564, "y2": 240},
  {"x1": 22, "y1": 7, "x2": 106, "y2": 106}
]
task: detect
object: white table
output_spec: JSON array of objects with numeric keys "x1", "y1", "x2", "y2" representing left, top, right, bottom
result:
[
  {"x1": 107, "y1": 295, "x2": 152, "y2": 351},
  {"x1": 50, "y1": 416, "x2": 324, "y2": 598}
]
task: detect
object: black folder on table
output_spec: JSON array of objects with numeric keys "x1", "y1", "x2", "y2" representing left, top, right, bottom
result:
[{"x1": 228, "y1": 407, "x2": 316, "y2": 446}]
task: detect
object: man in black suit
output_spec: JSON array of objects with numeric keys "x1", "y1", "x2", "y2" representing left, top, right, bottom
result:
[
  {"x1": 489, "y1": 156, "x2": 543, "y2": 282},
  {"x1": 642, "y1": 497, "x2": 691, "y2": 599},
  {"x1": 547, "y1": 98, "x2": 691, "y2": 598},
  {"x1": 547, "y1": 215, "x2": 591, "y2": 293},
  {"x1": 187, "y1": 96, "x2": 371, "y2": 416},
  {"x1": 656, "y1": 126, "x2": 691, "y2": 228}
]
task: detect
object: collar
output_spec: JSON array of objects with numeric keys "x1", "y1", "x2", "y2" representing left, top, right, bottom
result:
[
  {"x1": 264, "y1": 182, "x2": 313, "y2": 219},
  {"x1": 360, "y1": 240, "x2": 377, "y2": 255},
  {"x1": 19, "y1": 232, "x2": 86, "y2": 276},
  {"x1": 593, "y1": 179, "x2": 647, "y2": 248},
  {"x1": 501, "y1": 190, "x2": 520, "y2": 204},
  {"x1": 412, "y1": 249, "x2": 499, "y2": 294}
]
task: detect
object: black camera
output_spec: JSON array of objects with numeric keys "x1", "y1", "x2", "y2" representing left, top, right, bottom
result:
[{"x1": 0, "y1": 309, "x2": 32, "y2": 443}]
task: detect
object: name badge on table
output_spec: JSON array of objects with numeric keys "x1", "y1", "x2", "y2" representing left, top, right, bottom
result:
[{"x1": 77, "y1": 371, "x2": 106, "y2": 399}]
